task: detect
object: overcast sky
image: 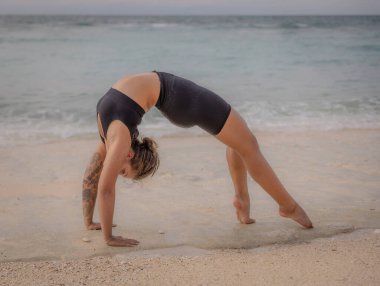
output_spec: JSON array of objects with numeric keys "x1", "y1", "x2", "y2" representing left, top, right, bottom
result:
[{"x1": 1, "y1": 0, "x2": 379, "y2": 15}]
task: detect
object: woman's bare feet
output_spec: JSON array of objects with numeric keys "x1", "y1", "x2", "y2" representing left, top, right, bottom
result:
[
  {"x1": 279, "y1": 203, "x2": 313, "y2": 228},
  {"x1": 233, "y1": 196, "x2": 255, "y2": 224}
]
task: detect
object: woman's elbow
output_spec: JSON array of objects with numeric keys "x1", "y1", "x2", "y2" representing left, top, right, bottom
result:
[
  {"x1": 99, "y1": 186, "x2": 112, "y2": 196},
  {"x1": 98, "y1": 183, "x2": 114, "y2": 199}
]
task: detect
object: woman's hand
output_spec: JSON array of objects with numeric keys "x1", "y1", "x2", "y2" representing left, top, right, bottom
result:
[
  {"x1": 86, "y1": 222, "x2": 117, "y2": 230},
  {"x1": 106, "y1": 235, "x2": 140, "y2": 247}
]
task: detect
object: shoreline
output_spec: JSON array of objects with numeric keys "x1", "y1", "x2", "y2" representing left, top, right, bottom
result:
[
  {"x1": 1, "y1": 229, "x2": 379, "y2": 286},
  {"x1": 1, "y1": 126, "x2": 380, "y2": 148}
]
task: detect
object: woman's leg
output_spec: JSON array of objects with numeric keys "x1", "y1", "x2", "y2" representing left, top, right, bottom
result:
[
  {"x1": 216, "y1": 109, "x2": 313, "y2": 228},
  {"x1": 226, "y1": 147, "x2": 255, "y2": 224}
]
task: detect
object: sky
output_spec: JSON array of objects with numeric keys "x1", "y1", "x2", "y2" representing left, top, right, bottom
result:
[{"x1": 0, "y1": 0, "x2": 380, "y2": 15}]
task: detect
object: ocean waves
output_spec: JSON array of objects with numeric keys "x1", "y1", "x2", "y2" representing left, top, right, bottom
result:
[
  {"x1": 0, "y1": 15, "x2": 380, "y2": 145},
  {"x1": 240, "y1": 97, "x2": 380, "y2": 132},
  {"x1": 1, "y1": 15, "x2": 379, "y2": 31},
  {"x1": 1, "y1": 95, "x2": 379, "y2": 146}
]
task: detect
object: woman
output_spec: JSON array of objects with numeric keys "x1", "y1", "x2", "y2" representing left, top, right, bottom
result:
[{"x1": 82, "y1": 71, "x2": 313, "y2": 247}]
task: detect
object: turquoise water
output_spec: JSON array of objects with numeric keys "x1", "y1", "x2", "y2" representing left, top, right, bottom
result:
[{"x1": 0, "y1": 15, "x2": 380, "y2": 144}]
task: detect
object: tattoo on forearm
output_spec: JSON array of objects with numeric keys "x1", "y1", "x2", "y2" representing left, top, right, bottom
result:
[
  {"x1": 82, "y1": 189, "x2": 91, "y2": 201},
  {"x1": 82, "y1": 152, "x2": 103, "y2": 224}
]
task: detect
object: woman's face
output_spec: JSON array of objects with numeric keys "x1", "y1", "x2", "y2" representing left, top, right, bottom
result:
[
  {"x1": 119, "y1": 151, "x2": 136, "y2": 179},
  {"x1": 119, "y1": 161, "x2": 135, "y2": 179}
]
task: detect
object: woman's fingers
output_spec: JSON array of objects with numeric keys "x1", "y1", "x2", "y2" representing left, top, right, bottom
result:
[
  {"x1": 107, "y1": 236, "x2": 140, "y2": 247},
  {"x1": 108, "y1": 240, "x2": 138, "y2": 247},
  {"x1": 87, "y1": 223, "x2": 101, "y2": 230},
  {"x1": 124, "y1": 239, "x2": 139, "y2": 245}
]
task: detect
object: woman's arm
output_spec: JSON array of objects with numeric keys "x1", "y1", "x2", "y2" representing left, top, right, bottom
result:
[
  {"x1": 82, "y1": 141, "x2": 107, "y2": 229},
  {"x1": 97, "y1": 126, "x2": 139, "y2": 247}
]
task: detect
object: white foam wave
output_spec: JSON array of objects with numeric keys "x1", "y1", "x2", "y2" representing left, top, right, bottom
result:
[
  {"x1": 239, "y1": 100, "x2": 380, "y2": 132},
  {"x1": 1, "y1": 98, "x2": 379, "y2": 146},
  {"x1": 150, "y1": 23, "x2": 179, "y2": 28}
]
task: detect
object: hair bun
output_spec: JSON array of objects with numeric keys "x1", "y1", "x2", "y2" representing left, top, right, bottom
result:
[
  {"x1": 141, "y1": 137, "x2": 157, "y2": 150},
  {"x1": 130, "y1": 136, "x2": 160, "y2": 180}
]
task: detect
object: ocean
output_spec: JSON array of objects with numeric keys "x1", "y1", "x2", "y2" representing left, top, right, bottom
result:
[{"x1": 0, "y1": 15, "x2": 379, "y2": 145}]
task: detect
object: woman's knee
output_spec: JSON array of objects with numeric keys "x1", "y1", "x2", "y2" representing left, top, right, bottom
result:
[
  {"x1": 226, "y1": 146, "x2": 241, "y2": 161},
  {"x1": 235, "y1": 135, "x2": 260, "y2": 159}
]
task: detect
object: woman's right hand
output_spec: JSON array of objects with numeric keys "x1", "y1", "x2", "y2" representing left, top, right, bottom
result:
[{"x1": 106, "y1": 235, "x2": 140, "y2": 247}]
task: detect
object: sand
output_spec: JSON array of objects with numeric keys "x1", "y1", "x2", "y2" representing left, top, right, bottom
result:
[
  {"x1": 1, "y1": 230, "x2": 380, "y2": 286},
  {"x1": 0, "y1": 129, "x2": 379, "y2": 285}
]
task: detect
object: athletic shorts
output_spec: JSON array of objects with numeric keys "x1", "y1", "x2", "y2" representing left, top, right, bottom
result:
[{"x1": 153, "y1": 71, "x2": 231, "y2": 135}]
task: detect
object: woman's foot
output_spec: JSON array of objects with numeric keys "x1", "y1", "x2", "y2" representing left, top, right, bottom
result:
[
  {"x1": 233, "y1": 196, "x2": 255, "y2": 224},
  {"x1": 279, "y1": 203, "x2": 313, "y2": 228}
]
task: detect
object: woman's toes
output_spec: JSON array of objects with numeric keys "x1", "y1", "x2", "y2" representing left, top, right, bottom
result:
[{"x1": 280, "y1": 204, "x2": 313, "y2": 229}]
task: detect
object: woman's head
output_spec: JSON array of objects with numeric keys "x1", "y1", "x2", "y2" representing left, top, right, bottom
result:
[{"x1": 129, "y1": 137, "x2": 160, "y2": 180}]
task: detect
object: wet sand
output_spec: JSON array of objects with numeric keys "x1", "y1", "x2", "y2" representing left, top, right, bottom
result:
[{"x1": 0, "y1": 129, "x2": 379, "y2": 284}]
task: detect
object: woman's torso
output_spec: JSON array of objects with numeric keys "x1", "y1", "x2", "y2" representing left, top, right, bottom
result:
[{"x1": 97, "y1": 72, "x2": 160, "y2": 143}]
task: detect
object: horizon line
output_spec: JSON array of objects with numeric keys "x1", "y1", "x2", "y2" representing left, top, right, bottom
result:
[{"x1": 1, "y1": 13, "x2": 379, "y2": 17}]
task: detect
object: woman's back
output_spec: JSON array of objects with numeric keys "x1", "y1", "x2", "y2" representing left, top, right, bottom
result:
[{"x1": 111, "y1": 72, "x2": 161, "y2": 112}]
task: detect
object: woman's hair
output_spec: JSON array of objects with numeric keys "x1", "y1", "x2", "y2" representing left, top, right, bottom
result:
[{"x1": 130, "y1": 137, "x2": 160, "y2": 180}]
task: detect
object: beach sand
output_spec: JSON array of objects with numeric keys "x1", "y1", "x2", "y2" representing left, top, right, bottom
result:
[
  {"x1": 0, "y1": 129, "x2": 379, "y2": 285},
  {"x1": 1, "y1": 230, "x2": 379, "y2": 285}
]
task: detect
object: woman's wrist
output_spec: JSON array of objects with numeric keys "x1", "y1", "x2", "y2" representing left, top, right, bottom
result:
[
  {"x1": 105, "y1": 235, "x2": 113, "y2": 244},
  {"x1": 84, "y1": 218, "x2": 93, "y2": 227}
]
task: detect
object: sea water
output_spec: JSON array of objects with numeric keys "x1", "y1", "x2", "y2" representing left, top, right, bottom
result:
[{"x1": 0, "y1": 15, "x2": 379, "y2": 145}]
